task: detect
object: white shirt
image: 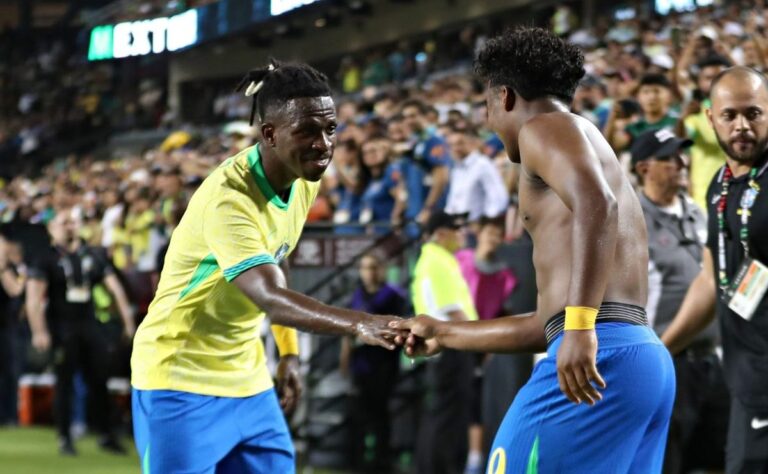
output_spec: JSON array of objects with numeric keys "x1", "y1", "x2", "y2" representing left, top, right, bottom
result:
[
  {"x1": 446, "y1": 151, "x2": 509, "y2": 221},
  {"x1": 101, "y1": 204, "x2": 124, "y2": 248}
]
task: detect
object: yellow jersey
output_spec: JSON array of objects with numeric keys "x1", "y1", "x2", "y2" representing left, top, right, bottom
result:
[
  {"x1": 685, "y1": 105, "x2": 727, "y2": 210},
  {"x1": 131, "y1": 145, "x2": 319, "y2": 397}
]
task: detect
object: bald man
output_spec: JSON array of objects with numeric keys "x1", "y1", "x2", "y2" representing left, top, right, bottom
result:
[{"x1": 663, "y1": 67, "x2": 768, "y2": 473}]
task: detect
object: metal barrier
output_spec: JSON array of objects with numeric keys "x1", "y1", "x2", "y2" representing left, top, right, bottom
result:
[{"x1": 290, "y1": 221, "x2": 425, "y2": 471}]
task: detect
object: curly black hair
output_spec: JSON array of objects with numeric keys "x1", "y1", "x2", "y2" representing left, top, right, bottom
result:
[
  {"x1": 235, "y1": 59, "x2": 332, "y2": 125},
  {"x1": 474, "y1": 27, "x2": 585, "y2": 103}
]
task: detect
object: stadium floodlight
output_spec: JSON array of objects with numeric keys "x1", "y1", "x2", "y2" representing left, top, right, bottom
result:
[{"x1": 271, "y1": 0, "x2": 320, "y2": 16}]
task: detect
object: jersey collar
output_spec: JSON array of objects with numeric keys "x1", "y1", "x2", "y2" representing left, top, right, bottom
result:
[{"x1": 247, "y1": 145, "x2": 295, "y2": 211}]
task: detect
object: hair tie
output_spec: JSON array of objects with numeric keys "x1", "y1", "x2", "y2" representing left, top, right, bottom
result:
[{"x1": 244, "y1": 63, "x2": 276, "y2": 97}]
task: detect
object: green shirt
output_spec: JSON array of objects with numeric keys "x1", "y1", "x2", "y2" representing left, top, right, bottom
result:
[
  {"x1": 411, "y1": 242, "x2": 478, "y2": 321},
  {"x1": 625, "y1": 113, "x2": 679, "y2": 140}
]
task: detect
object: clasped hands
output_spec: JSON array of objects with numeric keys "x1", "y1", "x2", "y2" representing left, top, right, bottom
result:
[{"x1": 358, "y1": 314, "x2": 444, "y2": 357}]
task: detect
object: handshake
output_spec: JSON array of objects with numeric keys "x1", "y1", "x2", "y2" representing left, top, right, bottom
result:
[{"x1": 355, "y1": 314, "x2": 444, "y2": 357}]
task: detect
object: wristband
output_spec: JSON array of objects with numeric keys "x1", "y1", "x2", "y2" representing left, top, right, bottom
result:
[{"x1": 564, "y1": 306, "x2": 598, "y2": 330}]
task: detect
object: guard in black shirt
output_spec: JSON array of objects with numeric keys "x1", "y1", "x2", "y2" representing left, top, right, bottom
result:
[
  {"x1": 26, "y1": 210, "x2": 135, "y2": 456},
  {"x1": 663, "y1": 67, "x2": 768, "y2": 473}
]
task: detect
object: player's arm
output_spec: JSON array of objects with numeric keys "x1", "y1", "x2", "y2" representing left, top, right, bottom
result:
[
  {"x1": 204, "y1": 195, "x2": 400, "y2": 349},
  {"x1": 234, "y1": 265, "x2": 399, "y2": 349},
  {"x1": 661, "y1": 247, "x2": 717, "y2": 354},
  {"x1": 392, "y1": 311, "x2": 546, "y2": 357},
  {"x1": 270, "y1": 260, "x2": 302, "y2": 416},
  {"x1": 521, "y1": 115, "x2": 617, "y2": 405},
  {"x1": 271, "y1": 259, "x2": 300, "y2": 357}
]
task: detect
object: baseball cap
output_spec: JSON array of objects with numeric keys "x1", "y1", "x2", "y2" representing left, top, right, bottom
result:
[
  {"x1": 424, "y1": 211, "x2": 468, "y2": 235},
  {"x1": 630, "y1": 129, "x2": 692, "y2": 166}
]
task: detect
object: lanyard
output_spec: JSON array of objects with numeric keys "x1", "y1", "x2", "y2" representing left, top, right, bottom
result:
[
  {"x1": 57, "y1": 247, "x2": 92, "y2": 288},
  {"x1": 716, "y1": 164, "x2": 764, "y2": 291}
]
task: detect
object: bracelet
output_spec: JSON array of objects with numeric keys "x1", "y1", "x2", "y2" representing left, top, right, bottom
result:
[{"x1": 564, "y1": 306, "x2": 598, "y2": 331}]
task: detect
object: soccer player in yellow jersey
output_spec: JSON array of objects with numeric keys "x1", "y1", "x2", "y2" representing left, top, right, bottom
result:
[{"x1": 130, "y1": 61, "x2": 401, "y2": 473}]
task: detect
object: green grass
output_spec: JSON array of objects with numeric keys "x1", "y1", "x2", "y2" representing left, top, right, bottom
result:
[
  {"x1": 0, "y1": 427, "x2": 349, "y2": 474},
  {"x1": 0, "y1": 427, "x2": 140, "y2": 474}
]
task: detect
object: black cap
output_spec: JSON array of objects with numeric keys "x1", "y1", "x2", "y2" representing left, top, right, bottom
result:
[
  {"x1": 424, "y1": 211, "x2": 468, "y2": 235},
  {"x1": 630, "y1": 129, "x2": 692, "y2": 166}
]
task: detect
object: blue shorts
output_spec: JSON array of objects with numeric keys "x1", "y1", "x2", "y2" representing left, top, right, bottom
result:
[
  {"x1": 132, "y1": 388, "x2": 294, "y2": 474},
  {"x1": 487, "y1": 322, "x2": 675, "y2": 474}
]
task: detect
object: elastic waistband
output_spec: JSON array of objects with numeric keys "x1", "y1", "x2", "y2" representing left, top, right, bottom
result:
[{"x1": 544, "y1": 302, "x2": 648, "y2": 345}]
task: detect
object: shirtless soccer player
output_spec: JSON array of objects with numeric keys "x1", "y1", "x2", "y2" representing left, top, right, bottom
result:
[
  {"x1": 392, "y1": 28, "x2": 676, "y2": 473},
  {"x1": 130, "y1": 61, "x2": 400, "y2": 474}
]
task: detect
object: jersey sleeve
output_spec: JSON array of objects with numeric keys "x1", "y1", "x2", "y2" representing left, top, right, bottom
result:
[
  {"x1": 203, "y1": 192, "x2": 276, "y2": 282},
  {"x1": 425, "y1": 137, "x2": 451, "y2": 168}
]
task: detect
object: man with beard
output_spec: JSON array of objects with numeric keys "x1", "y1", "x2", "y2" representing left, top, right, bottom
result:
[{"x1": 663, "y1": 66, "x2": 768, "y2": 473}]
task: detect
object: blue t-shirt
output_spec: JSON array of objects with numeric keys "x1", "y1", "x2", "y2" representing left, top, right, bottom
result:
[
  {"x1": 361, "y1": 163, "x2": 399, "y2": 226},
  {"x1": 402, "y1": 129, "x2": 451, "y2": 219},
  {"x1": 335, "y1": 186, "x2": 364, "y2": 235}
]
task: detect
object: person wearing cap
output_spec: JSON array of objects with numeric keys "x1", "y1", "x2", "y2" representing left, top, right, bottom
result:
[
  {"x1": 411, "y1": 210, "x2": 477, "y2": 474},
  {"x1": 607, "y1": 73, "x2": 679, "y2": 152},
  {"x1": 632, "y1": 129, "x2": 729, "y2": 473}
]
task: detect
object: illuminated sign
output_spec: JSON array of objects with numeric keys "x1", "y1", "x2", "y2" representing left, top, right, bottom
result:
[
  {"x1": 88, "y1": 9, "x2": 198, "y2": 61},
  {"x1": 270, "y1": 0, "x2": 319, "y2": 16}
]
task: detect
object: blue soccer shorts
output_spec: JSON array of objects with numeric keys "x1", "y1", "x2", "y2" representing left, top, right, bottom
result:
[
  {"x1": 132, "y1": 387, "x2": 294, "y2": 474},
  {"x1": 487, "y1": 322, "x2": 676, "y2": 474}
]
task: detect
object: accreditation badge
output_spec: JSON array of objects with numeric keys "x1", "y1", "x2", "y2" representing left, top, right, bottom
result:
[
  {"x1": 727, "y1": 258, "x2": 768, "y2": 321},
  {"x1": 66, "y1": 285, "x2": 91, "y2": 303}
]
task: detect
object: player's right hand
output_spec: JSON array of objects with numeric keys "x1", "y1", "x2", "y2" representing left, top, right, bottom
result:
[
  {"x1": 389, "y1": 316, "x2": 443, "y2": 357},
  {"x1": 556, "y1": 329, "x2": 606, "y2": 406},
  {"x1": 32, "y1": 330, "x2": 51, "y2": 353},
  {"x1": 355, "y1": 316, "x2": 404, "y2": 350}
]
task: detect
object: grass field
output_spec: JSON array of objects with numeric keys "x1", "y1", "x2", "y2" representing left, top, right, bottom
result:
[
  {"x1": 0, "y1": 427, "x2": 348, "y2": 474},
  {"x1": 0, "y1": 427, "x2": 140, "y2": 474}
]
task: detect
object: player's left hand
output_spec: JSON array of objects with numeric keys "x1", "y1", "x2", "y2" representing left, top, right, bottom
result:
[
  {"x1": 276, "y1": 355, "x2": 302, "y2": 416},
  {"x1": 556, "y1": 329, "x2": 606, "y2": 406}
]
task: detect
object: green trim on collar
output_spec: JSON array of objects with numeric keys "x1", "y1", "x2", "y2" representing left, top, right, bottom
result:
[{"x1": 247, "y1": 145, "x2": 295, "y2": 210}]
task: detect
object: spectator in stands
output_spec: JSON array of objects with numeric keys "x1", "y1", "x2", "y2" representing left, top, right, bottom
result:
[
  {"x1": 25, "y1": 210, "x2": 135, "y2": 455},
  {"x1": 359, "y1": 136, "x2": 400, "y2": 233},
  {"x1": 411, "y1": 211, "x2": 475, "y2": 474},
  {"x1": 677, "y1": 55, "x2": 731, "y2": 210},
  {"x1": 454, "y1": 216, "x2": 516, "y2": 474},
  {"x1": 332, "y1": 140, "x2": 366, "y2": 233},
  {"x1": 631, "y1": 129, "x2": 729, "y2": 473},
  {"x1": 444, "y1": 128, "x2": 508, "y2": 224},
  {"x1": 0, "y1": 232, "x2": 25, "y2": 425},
  {"x1": 456, "y1": 217, "x2": 517, "y2": 321},
  {"x1": 340, "y1": 252, "x2": 408, "y2": 473},
  {"x1": 572, "y1": 75, "x2": 612, "y2": 130},
  {"x1": 607, "y1": 73, "x2": 679, "y2": 151},
  {"x1": 399, "y1": 100, "x2": 451, "y2": 233}
]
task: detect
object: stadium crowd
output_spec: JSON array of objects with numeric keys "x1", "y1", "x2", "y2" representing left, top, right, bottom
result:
[{"x1": 1, "y1": 0, "x2": 768, "y2": 473}]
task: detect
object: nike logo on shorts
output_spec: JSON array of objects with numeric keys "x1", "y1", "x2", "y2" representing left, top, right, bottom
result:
[{"x1": 751, "y1": 417, "x2": 768, "y2": 430}]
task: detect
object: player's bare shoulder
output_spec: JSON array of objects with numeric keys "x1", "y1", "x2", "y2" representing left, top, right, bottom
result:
[{"x1": 518, "y1": 111, "x2": 604, "y2": 171}]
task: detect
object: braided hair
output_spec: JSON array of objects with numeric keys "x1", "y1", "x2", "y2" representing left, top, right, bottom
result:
[{"x1": 235, "y1": 59, "x2": 332, "y2": 125}]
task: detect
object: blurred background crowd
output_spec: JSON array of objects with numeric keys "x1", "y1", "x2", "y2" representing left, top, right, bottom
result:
[{"x1": 0, "y1": 0, "x2": 762, "y2": 473}]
